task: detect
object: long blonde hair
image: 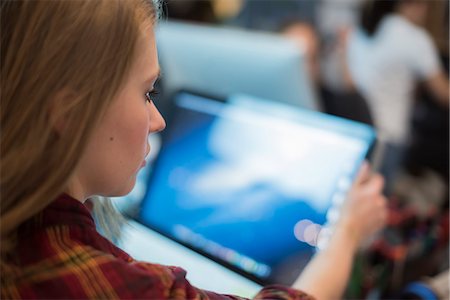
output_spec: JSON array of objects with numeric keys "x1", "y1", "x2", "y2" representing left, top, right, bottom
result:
[{"x1": 1, "y1": 0, "x2": 156, "y2": 252}]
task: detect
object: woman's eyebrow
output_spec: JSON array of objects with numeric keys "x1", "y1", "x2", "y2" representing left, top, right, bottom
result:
[{"x1": 144, "y1": 69, "x2": 161, "y2": 85}]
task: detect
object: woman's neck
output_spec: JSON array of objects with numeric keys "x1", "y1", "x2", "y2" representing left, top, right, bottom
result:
[{"x1": 64, "y1": 176, "x2": 88, "y2": 203}]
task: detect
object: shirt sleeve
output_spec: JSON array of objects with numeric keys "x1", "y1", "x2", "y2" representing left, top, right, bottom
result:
[
  {"x1": 106, "y1": 258, "x2": 314, "y2": 300},
  {"x1": 409, "y1": 29, "x2": 441, "y2": 79}
]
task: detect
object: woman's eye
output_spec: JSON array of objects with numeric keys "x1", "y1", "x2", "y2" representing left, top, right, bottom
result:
[{"x1": 145, "y1": 89, "x2": 159, "y2": 103}]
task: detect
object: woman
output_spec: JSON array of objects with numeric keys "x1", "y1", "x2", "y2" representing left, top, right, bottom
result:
[{"x1": 1, "y1": 1, "x2": 387, "y2": 299}]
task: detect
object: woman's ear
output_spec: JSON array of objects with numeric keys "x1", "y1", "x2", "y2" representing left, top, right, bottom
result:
[{"x1": 48, "y1": 89, "x2": 76, "y2": 136}]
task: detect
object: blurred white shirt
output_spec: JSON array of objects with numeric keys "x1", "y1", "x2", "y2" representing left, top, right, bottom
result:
[{"x1": 348, "y1": 14, "x2": 440, "y2": 144}]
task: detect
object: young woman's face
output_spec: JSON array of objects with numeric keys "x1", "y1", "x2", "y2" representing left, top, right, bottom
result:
[{"x1": 68, "y1": 27, "x2": 165, "y2": 201}]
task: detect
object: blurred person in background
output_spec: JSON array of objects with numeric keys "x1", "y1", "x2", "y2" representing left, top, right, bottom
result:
[
  {"x1": 315, "y1": 0, "x2": 362, "y2": 94},
  {"x1": 280, "y1": 20, "x2": 373, "y2": 125},
  {"x1": 1, "y1": 1, "x2": 387, "y2": 299},
  {"x1": 403, "y1": 0, "x2": 449, "y2": 186},
  {"x1": 347, "y1": 0, "x2": 449, "y2": 195}
]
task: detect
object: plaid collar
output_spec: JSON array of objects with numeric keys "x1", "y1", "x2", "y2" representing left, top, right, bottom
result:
[{"x1": 18, "y1": 194, "x2": 95, "y2": 235}]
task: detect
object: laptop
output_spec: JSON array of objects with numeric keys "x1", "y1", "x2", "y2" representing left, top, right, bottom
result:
[{"x1": 131, "y1": 91, "x2": 376, "y2": 288}]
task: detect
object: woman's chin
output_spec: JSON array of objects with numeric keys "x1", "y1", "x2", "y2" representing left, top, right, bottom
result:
[{"x1": 108, "y1": 177, "x2": 137, "y2": 198}]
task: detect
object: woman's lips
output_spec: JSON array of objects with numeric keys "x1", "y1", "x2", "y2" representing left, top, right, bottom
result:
[{"x1": 141, "y1": 145, "x2": 151, "y2": 167}]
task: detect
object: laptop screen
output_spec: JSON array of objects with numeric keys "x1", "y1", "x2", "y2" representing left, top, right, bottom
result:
[{"x1": 138, "y1": 92, "x2": 376, "y2": 285}]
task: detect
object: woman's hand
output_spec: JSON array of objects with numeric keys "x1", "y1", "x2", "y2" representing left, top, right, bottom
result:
[
  {"x1": 292, "y1": 162, "x2": 388, "y2": 299},
  {"x1": 338, "y1": 162, "x2": 388, "y2": 247}
]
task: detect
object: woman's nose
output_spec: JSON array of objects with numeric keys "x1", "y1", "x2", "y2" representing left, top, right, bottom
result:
[{"x1": 148, "y1": 103, "x2": 166, "y2": 134}]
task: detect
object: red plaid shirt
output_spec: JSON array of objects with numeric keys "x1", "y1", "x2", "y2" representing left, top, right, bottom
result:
[{"x1": 1, "y1": 194, "x2": 313, "y2": 299}]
